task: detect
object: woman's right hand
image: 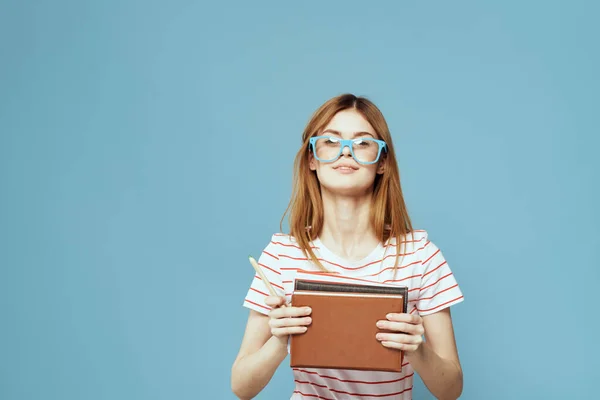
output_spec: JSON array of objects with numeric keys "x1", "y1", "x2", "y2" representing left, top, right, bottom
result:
[{"x1": 265, "y1": 296, "x2": 312, "y2": 345}]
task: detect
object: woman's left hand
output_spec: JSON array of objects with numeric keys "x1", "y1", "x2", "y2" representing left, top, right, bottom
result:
[{"x1": 376, "y1": 313, "x2": 425, "y2": 354}]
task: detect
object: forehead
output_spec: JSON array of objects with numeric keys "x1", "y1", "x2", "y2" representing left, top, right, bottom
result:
[{"x1": 322, "y1": 109, "x2": 376, "y2": 136}]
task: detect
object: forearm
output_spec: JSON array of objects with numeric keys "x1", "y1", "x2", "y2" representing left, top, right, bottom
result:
[
  {"x1": 231, "y1": 335, "x2": 289, "y2": 400},
  {"x1": 405, "y1": 342, "x2": 463, "y2": 400}
]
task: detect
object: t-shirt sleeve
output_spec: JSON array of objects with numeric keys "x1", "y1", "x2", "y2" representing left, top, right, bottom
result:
[
  {"x1": 417, "y1": 240, "x2": 464, "y2": 316},
  {"x1": 243, "y1": 237, "x2": 285, "y2": 315}
]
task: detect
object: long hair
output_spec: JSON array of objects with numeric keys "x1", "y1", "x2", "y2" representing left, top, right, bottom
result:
[{"x1": 280, "y1": 93, "x2": 414, "y2": 275}]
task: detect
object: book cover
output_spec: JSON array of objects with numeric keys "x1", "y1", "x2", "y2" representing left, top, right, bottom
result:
[{"x1": 290, "y1": 279, "x2": 408, "y2": 372}]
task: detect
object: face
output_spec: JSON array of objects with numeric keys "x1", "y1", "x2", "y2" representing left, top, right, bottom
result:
[{"x1": 309, "y1": 109, "x2": 386, "y2": 196}]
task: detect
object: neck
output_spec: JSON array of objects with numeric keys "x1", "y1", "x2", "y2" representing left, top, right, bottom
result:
[{"x1": 318, "y1": 188, "x2": 380, "y2": 261}]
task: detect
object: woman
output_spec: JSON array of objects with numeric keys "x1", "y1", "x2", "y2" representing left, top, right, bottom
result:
[{"x1": 231, "y1": 94, "x2": 464, "y2": 400}]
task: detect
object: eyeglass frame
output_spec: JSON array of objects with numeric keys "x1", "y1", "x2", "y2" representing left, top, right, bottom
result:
[{"x1": 308, "y1": 135, "x2": 388, "y2": 165}]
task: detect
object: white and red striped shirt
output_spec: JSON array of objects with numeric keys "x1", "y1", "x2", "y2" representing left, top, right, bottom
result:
[{"x1": 243, "y1": 230, "x2": 464, "y2": 400}]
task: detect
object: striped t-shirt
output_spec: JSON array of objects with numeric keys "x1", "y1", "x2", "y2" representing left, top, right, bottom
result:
[{"x1": 243, "y1": 230, "x2": 464, "y2": 400}]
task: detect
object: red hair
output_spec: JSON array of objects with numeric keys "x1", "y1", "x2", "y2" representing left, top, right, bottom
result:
[{"x1": 280, "y1": 94, "x2": 414, "y2": 275}]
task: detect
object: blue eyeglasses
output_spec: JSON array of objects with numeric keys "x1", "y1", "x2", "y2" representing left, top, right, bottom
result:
[{"x1": 309, "y1": 136, "x2": 387, "y2": 165}]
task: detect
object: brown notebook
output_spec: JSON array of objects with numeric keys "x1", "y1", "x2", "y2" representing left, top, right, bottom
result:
[{"x1": 290, "y1": 279, "x2": 408, "y2": 372}]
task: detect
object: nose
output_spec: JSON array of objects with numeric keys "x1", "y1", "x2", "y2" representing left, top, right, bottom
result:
[{"x1": 341, "y1": 144, "x2": 352, "y2": 157}]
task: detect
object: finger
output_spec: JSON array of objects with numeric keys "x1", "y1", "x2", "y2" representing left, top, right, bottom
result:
[
  {"x1": 265, "y1": 296, "x2": 286, "y2": 308},
  {"x1": 376, "y1": 320, "x2": 424, "y2": 336},
  {"x1": 269, "y1": 305, "x2": 312, "y2": 320},
  {"x1": 376, "y1": 332, "x2": 423, "y2": 345},
  {"x1": 270, "y1": 316, "x2": 312, "y2": 329},
  {"x1": 386, "y1": 313, "x2": 423, "y2": 325},
  {"x1": 380, "y1": 341, "x2": 419, "y2": 352},
  {"x1": 272, "y1": 326, "x2": 308, "y2": 336}
]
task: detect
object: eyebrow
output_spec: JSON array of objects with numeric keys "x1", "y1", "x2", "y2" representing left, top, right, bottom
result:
[{"x1": 321, "y1": 129, "x2": 375, "y2": 138}]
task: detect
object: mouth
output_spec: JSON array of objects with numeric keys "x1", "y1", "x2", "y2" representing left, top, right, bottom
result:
[{"x1": 333, "y1": 163, "x2": 359, "y2": 172}]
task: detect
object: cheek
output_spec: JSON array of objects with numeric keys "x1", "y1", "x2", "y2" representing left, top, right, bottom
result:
[{"x1": 309, "y1": 155, "x2": 317, "y2": 171}]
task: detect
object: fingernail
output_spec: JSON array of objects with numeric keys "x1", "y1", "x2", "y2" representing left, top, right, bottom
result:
[
  {"x1": 304, "y1": 307, "x2": 312, "y2": 313},
  {"x1": 376, "y1": 321, "x2": 384, "y2": 328}
]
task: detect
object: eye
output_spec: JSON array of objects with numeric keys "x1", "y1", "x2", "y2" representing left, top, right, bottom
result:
[{"x1": 354, "y1": 139, "x2": 372, "y2": 147}]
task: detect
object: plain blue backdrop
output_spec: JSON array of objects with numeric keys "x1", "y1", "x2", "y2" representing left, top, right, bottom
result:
[{"x1": 1, "y1": 1, "x2": 598, "y2": 399}]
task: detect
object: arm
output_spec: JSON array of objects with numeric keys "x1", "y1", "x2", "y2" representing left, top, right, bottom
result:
[
  {"x1": 405, "y1": 308, "x2": 463, "y2": 400},
  {"x1": 392, "y1": 237, "x2": 464, "y2": 398},
  {"x1": 231, "y1": 310, "x2": 288, "y2": 400},
  {"x1": 231, "y1": 296, "x2": 312, "y2": 400},
  {"x1": 376, "y1": 308, "x2": 462, "y2": 400}
]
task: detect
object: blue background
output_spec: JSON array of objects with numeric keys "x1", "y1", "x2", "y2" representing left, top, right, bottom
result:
[{"x1": 1, "y1": 1, "x2": 598, "y2": 399}]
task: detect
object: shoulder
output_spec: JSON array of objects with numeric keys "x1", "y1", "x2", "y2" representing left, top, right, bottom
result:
[
  {"x1": 265, "y1": 232, "x2": 300, "y2": 251},
  {"x1": 406, "y1": 229, "x2": 430, "y2": 243},
  {"x1": 389, "y1": 229, "x2": 430, "y2": 251},
  {"x1": 261, "y1": 232, "x2": 307, "y2": 259},
  {"x1": 387, "y1": 229, "x2": 449, "y2": 264},
  {"x1": 268, "y1": 232, "x2": 297, "y2": 246}
]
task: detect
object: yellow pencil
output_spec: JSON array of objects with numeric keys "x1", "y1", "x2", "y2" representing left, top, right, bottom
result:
[{"x1": 248, "y1": 255, "x2": 278, "y2": 297}]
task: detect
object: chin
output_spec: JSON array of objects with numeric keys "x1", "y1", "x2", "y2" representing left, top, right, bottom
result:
[
  {"x1": 315, "y1": 168, "x2": 377, "y2": 196},
  {"x1": 319, "y1": 178, "x2": 374, "y2": 196}
]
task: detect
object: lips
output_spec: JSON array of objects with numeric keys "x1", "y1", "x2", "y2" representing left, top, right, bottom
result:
[{"x1": 333, "y1": 163, "x2": 359, "y2": 170}]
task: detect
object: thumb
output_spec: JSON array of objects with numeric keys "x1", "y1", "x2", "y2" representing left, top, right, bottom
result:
[{"x1": 265, "y1": 295, "x2": 286, "y2": 308}]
